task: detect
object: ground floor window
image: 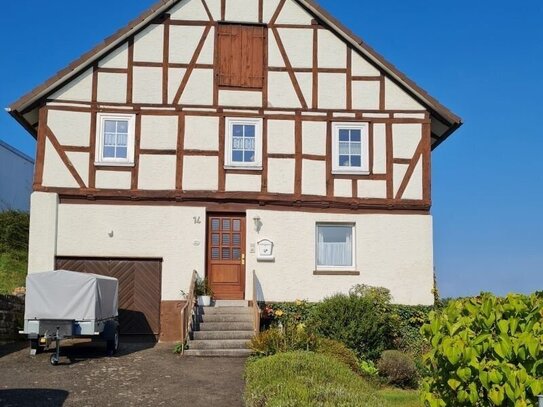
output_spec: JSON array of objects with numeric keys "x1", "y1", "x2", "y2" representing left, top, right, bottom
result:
[{"x1": 316, "y1": 224, "x2": 355, "y2": 269}]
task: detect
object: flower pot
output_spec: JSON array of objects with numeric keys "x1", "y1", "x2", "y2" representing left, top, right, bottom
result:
[{"x1": 198, "y1": 296, "x2": 211, "y2": 307}]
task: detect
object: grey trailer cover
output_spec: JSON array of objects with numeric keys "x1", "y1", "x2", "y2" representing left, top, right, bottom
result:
[{"x1": 25, "y1": 270, "x2": 118, "y2": 321}]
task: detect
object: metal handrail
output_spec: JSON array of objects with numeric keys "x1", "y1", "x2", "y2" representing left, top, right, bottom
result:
[
  {"x1": 253, "y1": 270, "x2": 261, "y2": 335},
  {"x1": 180, "y1": 270, "x2": 198, "y2": 354}
]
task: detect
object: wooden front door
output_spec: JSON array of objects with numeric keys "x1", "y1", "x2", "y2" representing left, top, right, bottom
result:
[{"x1": 207, "y1": 215, "x2": 246, "y2": 300}]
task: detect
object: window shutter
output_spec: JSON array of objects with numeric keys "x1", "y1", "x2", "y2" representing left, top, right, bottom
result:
[
  {"x1": 218, "y1": 25, "x2": 233, "y2": 87},
  {"x1": 218, "y1": 24, "x2": 265, "y2": 89},
  {"x1": 245, "y1": 26, "x2": 265, "y2": 89}
]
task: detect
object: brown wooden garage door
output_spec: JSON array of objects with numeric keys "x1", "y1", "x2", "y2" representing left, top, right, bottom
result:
[{"x1": 55, "y1": 258, "x2": 161, "y2": 335}]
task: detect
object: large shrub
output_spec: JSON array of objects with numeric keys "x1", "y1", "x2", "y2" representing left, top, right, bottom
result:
[
  {"x1": 245, "y1": 351, "x2": 385, "y2": 406},
  {"x1": 391, "y1": 304, "x2": 433, "y2": 357},
  {"x1": 309, "y1": 285, "x2": 395, "y2": 360},
  {"x1": 316, "y1": 338, "x2": 361, "y2": 375},
  {"x1": 0, "y1": 211, "x2": 29, "y2": 253},
  {"x1": 250, "y1": 323, "x2": 317, "y2": 356},
  {"x1": 0, "y1": 211, "x2": 29, "y2": 294},
  {"x1": 421, "y1": 293, "x2": 543, "y2": 407},
  {"x1": 377, "y1": 350, "x2": 418, "y2": 388}
]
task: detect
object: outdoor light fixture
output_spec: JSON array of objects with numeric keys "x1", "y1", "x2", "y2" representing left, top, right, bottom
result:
[
  {"x1": 108, "y1": 230, "x2": 114, "y2": 238},
  {"x1": 253, "y1": 215, "x2": 262, "y2": 233}
]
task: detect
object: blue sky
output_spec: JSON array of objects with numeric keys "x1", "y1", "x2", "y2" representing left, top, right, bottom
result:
[{"x1": 1, "y1": 1, "x2": 541, "y2": 298}]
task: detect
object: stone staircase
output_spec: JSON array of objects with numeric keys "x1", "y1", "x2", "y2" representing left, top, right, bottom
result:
[{"x1": 184, "y1": 300, "x2": 253, "y2": 357}]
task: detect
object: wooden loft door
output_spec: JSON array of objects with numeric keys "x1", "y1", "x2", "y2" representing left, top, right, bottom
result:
[{"x1": 207, "y1": 215, "x2": 246, "y2": 300}]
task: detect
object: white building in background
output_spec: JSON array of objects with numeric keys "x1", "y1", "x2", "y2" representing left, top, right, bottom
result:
[
  {"x1": 8, "y1": 0, "x2": 461, "y2": 341},
  {"x1": 0, "y1": 140, "x2": 34, "y2": 212}
]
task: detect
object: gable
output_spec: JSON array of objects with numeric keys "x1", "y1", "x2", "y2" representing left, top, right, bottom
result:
[{"x1": 8, "y1": 0, "x2": 461, "y2": 146}]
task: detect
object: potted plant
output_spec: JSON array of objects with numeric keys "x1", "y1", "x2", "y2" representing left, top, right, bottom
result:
[{"x1": 196, "y1": 276, "x2": 213, "y2": 307}]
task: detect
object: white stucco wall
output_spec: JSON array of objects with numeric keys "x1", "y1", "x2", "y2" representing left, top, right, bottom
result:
[
  {"x1": 138, "y1": 155, "x2": 177, "y2": 190},
  {"x1": 183, "y1": 156, "x2": 219, "y2": 191},
  {"x1": 133, "y1": 67, "x2": 162, "y2": 104},
  {"x1": 52, "y1": 200, "x2": 206, "y2": 301},
  {"x1": 184, "y1": 116, "x2": 219, "y2": 151},
  {"x1": 50, "y1": 68, "x2": 93, "y2": 102},
  {"x1": 141, "y1": 115, "x2": 179, "y2": 150},
  {"x1": 28, "y1": 192, "x2": 59, "y2": 273},
  {"x1": 268, "y1": 120, "x2": 295, "y2": 154},
  {"x1": 48, "y1": 110, "x2": 91, "y2": 147},
  {"x1": 246, "y1": 209, "x2": 434, "y2": 305},
  {"x1": 42, "y1": 140, "x2": 79, "y2": 189},
  {"x1": 97, "y1": 72, "x2": 127, "y2": 104}
]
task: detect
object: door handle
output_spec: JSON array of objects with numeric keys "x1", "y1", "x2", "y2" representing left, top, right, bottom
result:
[{"x1": 241, "y1": 254, "x2": 245, "y2": 265}]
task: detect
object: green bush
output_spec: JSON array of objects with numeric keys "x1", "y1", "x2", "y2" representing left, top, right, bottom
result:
[
  {"x1": 377, "y1": 350, "x2": 418, "y2": 388},
  {"x1": 261, "y1": 299, "x2": 315, "y2": 328},
  {"x1": 421, "y1": 293, "x2": 543, "y2": 406},
  {"x1": 360, "y1": 359, "x2": 379, "y2": 378},
  {"x1": 0, "y1": 211, "x2": 29, "y2": 295},
  {"x1": 391, "y1": 305, "x2": 433, "y2": 357},
  {"x1": 0, "y1": 211, "x2": 29, "y2": 252},
  {"x1": 316, "y1": 338, "x2": 361, "y2": 375},
  {"x1": 250, "y1": 323, "x2": 317, "y2": 357},
  {"x1": 245, "y1": 351, "x2": 385, "y2": 406},
  {"x1": 309, "y1": 285, "x2": 395, "y2": 360}
]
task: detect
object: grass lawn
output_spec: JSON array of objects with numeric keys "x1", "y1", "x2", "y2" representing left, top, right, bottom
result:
[
  {"x1": 245, "y1": 351, "x2": 422, "y2": 407},
  {"x1": 0, "y1": 250, "x2": 27, "y2": 294},
  {"x1": 377, "y1": 388, "x2": 422, "y2": 407}
]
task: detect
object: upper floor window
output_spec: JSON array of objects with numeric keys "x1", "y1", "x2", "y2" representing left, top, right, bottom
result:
[
  {"x1": 225, "y1": 118, "x2": 263, "y2": 169},
  {"x1": 217, "y1": 24, "x2": 265, "y2": 89},
  {"x1": 96, "y1": 113, "x2": 135, "y2": 166},
  {"x1": 316, "y1": 224, "x2": 355, "y2": 270},
  {"x1": 332, "y1": 123, "x2": 369, "y2": 175}
]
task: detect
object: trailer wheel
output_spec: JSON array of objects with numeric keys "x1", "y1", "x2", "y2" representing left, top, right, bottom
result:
[
  {"x1": 106, "y1": 328, "x2": 119, "y2": 356},
  {"x1": 50, "y1": 354, "x2": 59, "y2": 366}
]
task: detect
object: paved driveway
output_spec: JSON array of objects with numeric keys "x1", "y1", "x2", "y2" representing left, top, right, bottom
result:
[{"x1": 0, "y1": 339, "x2": 246, "y2": 407}]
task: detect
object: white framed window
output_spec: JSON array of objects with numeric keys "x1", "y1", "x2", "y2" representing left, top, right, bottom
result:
[
  {"x1": 332, "y1": 122, "x2": 369, "y2": 175},
  {"x1": 316, "y1": 223, "x2": 355, "y2": 270},
  {"x1": 95, "y1": 113, "x2": 136, "y2": 166},
  {"x1": 225, "y1": 118, "x2": 263, "y2": 169}
]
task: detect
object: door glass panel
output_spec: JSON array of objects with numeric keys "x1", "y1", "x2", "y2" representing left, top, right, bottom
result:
[
  {"x1": 211, "y1": 219, "x2": 220, "y2": 231},
  {"x1": 222, "y1": 219, "x2": 231, "y2": 231},
  {"x1": 222, "y1": 234, "x2": 230, "y2": 245},
  {"x1": 211, "y1": 248, "x2": 220, "y2": 260},
  {"x1": 233, "y1": 248, "x2": 241, "y2": 260},
  {"x1": 222, "y1": 248, "x2": 231, "y2": 260},
  {"x1": 233, "y1": 233, "x2": 241, "y2": 245},
  {"x1": 233, "y1": 219, "x2": 241, "y2": 232},
  {"x1": 211, "y1": 234, "x2": 220, "y2": 245}
]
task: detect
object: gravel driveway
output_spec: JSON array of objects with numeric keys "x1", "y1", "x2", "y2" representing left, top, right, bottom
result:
[{"x1": 0, "y1": 339, "x2": 246, "y2": 407}]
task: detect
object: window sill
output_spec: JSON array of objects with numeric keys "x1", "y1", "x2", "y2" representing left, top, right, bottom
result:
[
  {"x1": 332, "y1": 170, "x2": 370, "y2": 176},
  {"x1": 313, "y1": 270, "x2": 360, "y2": 276},
  {"x1": 224, "y1": 166, "x2": 263, "y2": 171},
  {"x1": 95, "y1": 162, "x2": 135, "y2": 168}
]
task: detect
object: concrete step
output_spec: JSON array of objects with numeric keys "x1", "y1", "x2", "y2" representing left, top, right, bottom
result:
[
  {"x1": 197, "y1": 314, "x2": 253, "y2": 323},
  {"x1": 213, "y1": 300, "x2": 249, "y2": 307},
  {"x1": 184, "y1": 348, "x2": 251, "y2": 358},
  {"x1": 197, "y1": 322, "x2": 253, "y2": 331},
  {"x1": 193, "y1": 330, "x2": 254, "y2": 340},
  {"x1": 189, "y1": 339, "x2": 249, "y2": 350},
  {"x1": 197, "y1": 306, "x2": 252, "y2": 315}
]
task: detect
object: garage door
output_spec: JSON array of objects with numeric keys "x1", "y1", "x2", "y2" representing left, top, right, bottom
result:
[{"x1": 55, "y1": 258, "x2": 161, "y2": 335}]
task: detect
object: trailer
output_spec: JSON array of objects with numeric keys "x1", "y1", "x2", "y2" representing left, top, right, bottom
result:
[{"x1": 21, "y1": 270, "x2": 120, "y2": 365}]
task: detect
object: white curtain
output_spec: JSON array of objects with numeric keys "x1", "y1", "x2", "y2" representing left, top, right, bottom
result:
[{"x1": 317, "y1": 227, "x2": 352, "y2": 267}]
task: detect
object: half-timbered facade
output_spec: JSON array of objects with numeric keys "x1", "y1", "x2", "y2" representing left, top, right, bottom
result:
[{"x1": 9, "y1": 0, "x2": 461, "y2": 341}]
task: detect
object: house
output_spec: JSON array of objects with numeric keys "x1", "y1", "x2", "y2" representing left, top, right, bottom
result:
[
  {"x1": 0, "y1": 140, "x2": 34, "y2": 212},
  {"x1": 8, "y1": 0, "x2": 461, "y2": 342}
]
